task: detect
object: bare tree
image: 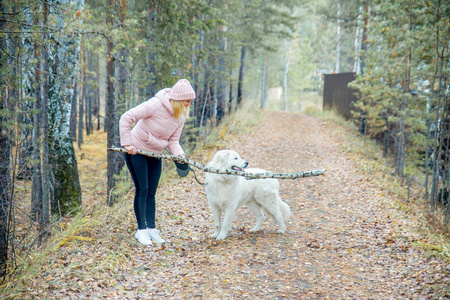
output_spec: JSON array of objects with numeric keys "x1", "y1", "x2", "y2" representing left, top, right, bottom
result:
[{"x1": 0, "y1": 0, "x2": 12, "y2": 275}]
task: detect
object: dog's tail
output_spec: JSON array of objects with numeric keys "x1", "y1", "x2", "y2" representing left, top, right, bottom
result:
[{"x1": 279, "y1": 199, "x2": 291, "y2": 222}]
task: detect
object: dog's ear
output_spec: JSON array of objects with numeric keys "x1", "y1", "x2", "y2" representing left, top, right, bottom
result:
[
  {"x1": 217, "y1": 151, "x2": 230, "y2": 169},
  {"x1": 208, "y1": 151, "x2": 222, "y2": 168},
  {"x1": 220, "y1": 151, "x2": 231, "y2": 167},
  {"x1": 209, "y1": 150, "x2": 229, "y2": 169}
]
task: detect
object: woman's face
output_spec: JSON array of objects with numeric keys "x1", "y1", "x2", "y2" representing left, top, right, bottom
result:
[{"x1": 183, "y1": 99, "x2": 193, "y2": 107}]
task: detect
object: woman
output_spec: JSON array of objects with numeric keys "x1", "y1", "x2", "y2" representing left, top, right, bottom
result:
[{"x1": 119, "y1": 79, "x2": 195, "y2": 245}]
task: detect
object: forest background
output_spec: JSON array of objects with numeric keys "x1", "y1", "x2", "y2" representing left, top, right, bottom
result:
[{"x1": 0, "y1": 0, "x2": 449, "y2": 290}]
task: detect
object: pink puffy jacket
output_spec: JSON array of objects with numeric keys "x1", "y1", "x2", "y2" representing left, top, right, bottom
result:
[{"x1": 119, "y1": 88, "x2": 185, "y2": 156}]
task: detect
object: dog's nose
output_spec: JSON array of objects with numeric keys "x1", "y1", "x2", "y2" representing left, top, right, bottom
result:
[{"x1": 244, "y1": 161, "x2": 248, "y2": 168}]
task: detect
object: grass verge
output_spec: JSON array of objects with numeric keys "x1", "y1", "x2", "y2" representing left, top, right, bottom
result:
[{"x1": 307, "y1": 108, "x2": 450, "y2": 262}]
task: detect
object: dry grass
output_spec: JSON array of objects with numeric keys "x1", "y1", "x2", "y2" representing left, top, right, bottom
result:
[
  {"x1": 74, "y1": 130, "x2": 108, "y2": 214},
  {"x1": 1, "y1": 130, "x2": 112, "y2": 296}
]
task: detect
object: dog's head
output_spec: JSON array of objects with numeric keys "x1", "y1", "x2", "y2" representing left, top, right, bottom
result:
[{"x1": 208, "y1": 150, "x2": 248, "y2": 171}]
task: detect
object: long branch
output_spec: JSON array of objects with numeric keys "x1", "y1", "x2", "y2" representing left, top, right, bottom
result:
[{"x1": 109, "y1": 146, "x2": 326, "y2": 179}]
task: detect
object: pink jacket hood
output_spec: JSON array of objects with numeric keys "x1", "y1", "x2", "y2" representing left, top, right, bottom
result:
[{"x1": 119, "y1": 88, "x2": 185, "y2": 156}]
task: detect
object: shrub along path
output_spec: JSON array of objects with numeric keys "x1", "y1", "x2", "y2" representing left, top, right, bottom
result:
[{"x1": 20, "y1": 111, "x2": 449, "y2": 299}]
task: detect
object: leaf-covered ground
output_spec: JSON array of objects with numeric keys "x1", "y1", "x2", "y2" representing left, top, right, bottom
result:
[{"x1": 16, "y1": 111, "x2": 450, "y2": 299}]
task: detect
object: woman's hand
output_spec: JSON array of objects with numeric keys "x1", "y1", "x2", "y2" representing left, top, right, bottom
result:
[{"x1": 124, "y1": 145, "x2": 137, "y2": 155}]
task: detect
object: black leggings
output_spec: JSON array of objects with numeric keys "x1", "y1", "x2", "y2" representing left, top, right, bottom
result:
[{"x1": 124, "y1": 153, "x2": 162, "y2": 230}]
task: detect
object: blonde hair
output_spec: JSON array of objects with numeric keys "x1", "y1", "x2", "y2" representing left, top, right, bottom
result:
[{"x1": 170, "y1": 100, "x2": 189, "y2": 119}]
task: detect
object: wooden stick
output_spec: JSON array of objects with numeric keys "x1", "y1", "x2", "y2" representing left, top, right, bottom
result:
[{"x1": 109, "y1": 146, "x2": 326, "y2": 179}]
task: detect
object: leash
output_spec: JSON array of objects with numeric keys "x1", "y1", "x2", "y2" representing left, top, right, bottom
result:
[{"x1": 189, "y1": 167, "x2": 207, "y2": 186}]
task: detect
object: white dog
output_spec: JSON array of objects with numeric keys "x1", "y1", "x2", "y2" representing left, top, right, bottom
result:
[{"x1": 205, "y1": 150, "x2": 291, "y2": 240}]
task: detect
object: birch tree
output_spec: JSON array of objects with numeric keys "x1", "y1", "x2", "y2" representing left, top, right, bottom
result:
[{"x1": 46, "y1": 0, "x2": 83, "y2": 216}]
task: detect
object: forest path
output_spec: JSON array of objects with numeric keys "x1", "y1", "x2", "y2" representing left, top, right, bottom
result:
[
  {"x1": 128, "y1": 111, "x2": 447, "y2": 299},
  {"x1": 34, "y1": 110, "x2": 448, "y2": 299}
]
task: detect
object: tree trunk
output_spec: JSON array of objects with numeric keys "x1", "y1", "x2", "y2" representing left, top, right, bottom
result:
[
  {"x1": 117, "y1": 47, "x2": 127, "y2": 114},
  {"x1": 282, "y1": 39, "x2": 290, "y2": 111},
  {"x1": 95, "y1": 52, "x2": 101, "y2": 131},
  {"x1": 237, "y1": 46, "x2": 245, "y2": 109},
  {"x1": 46, "y1": 0, "x2": 83, "y2": 217},
  {"x1": 78, "y1": 46, "x2": 85, "y2": 148},
  {"x1": 115, "y1": 49, "x2": 126, "y2": 175},
  {"x1": 353, "y1": 6, "x2": 363, "y2": 74},
  {"x1": 70, "y1": 76, "x2": 78, "y2": 141},
  {"x1": 198, "y1": 70, "x2": 210, "y2": 128},
  {"x1": 395, "y1": 116, "x2": 405, "y2": 177},
  {"x1": 260, "y1": 53, "x2": 267, "y2": 109},
  {"x1": 86, "y1": 50, "x2": 92, "y2": 136},
  {"x1": 395, "y1": 3, "x2": 413, "y2": 178},
  {"x1": 31, "y1": 27, "x2": 43, "y2": 222},
  {"x1": 228, "y1": 67, "x2": 233, "y2": 110},
  {"x1": 0, "y1": 0, "x2": 11, "y2": 275},
  {"x1": 216, "y1": 67, "x2": 226, "y2": 125},
  {"x1": 358, "y1": 2, "x2": 369, "y2": 134},
  {"x1": 335, "y1": 1, "x2": 341, "y2": 73},
  {"x1": 194, "y1": 17, "x2": 206, "y2": 127},
  {"x1": 0, "y1": 99, "x2": 10, "y2": 278},
  {"x1": 51, "y1": 146, "x2": 82, "y2": 217},
  {"x1": 106, "y1": 46, "x2": 116, "y2": 206},
  {"x1": 40, "y1": 1, "x2": 51, "y2": 243},
  {"x1": 382, "y1": 121, "x2": 390, "y2": 157},
  {"x1": 17, "y1": 104, "x2": 33, "y2": 180},
  {"x1": 424, "y1": 118, "x2": 431, "y2": 201},
  {"x1": 146, "y1": 3, "x2": 157, "y2": 99},
  {"x1": 115, "y1": 0, "x2": 127, "y2": 177},
  {"x1": 105, "y1": 0, "x2": 122, "y2": 205}
]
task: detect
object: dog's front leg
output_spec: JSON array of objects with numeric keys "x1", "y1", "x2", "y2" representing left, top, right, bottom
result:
[
  {"x1": 210, "y1": 204, "x2": 222, "y2": 238},
  {"x1": 216, "y1": 205, "x2": 238, "y2": 240}
]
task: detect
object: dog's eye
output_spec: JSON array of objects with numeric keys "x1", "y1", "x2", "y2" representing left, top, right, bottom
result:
[{"x1": 234, "y1": 157, "x2": 238, "y2": 160}]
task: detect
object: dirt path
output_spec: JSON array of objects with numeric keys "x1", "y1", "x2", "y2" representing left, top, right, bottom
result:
[{"x1": 32, "y1": 111, "x2": 449, "y2": 299}]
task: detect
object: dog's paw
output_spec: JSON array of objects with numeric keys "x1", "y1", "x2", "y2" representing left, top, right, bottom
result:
[
  {"x1": 276, "y1": 229, "x2": 286, "y2": 234},
  {"x1": 210, "y1": 232, "x2": 219, "y2": 238},
  {"x1": 215, "y1": 233, "x2": 228, "y2": 241},
  {"x1": 249, "y1": 227, "x2": 261, "y2": 233}
]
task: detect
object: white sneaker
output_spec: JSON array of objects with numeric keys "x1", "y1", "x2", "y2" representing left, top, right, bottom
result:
[
  {"x1": 148, "y1": 228, "x2": 166, "y2": 244},
  {"x1": 134, "y1": 229, "x2": 152, "y2": 245}
]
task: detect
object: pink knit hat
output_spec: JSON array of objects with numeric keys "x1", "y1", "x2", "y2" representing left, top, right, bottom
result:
[{"x1": 168, "y1": 79, "x2": 196, "y2": 101}]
